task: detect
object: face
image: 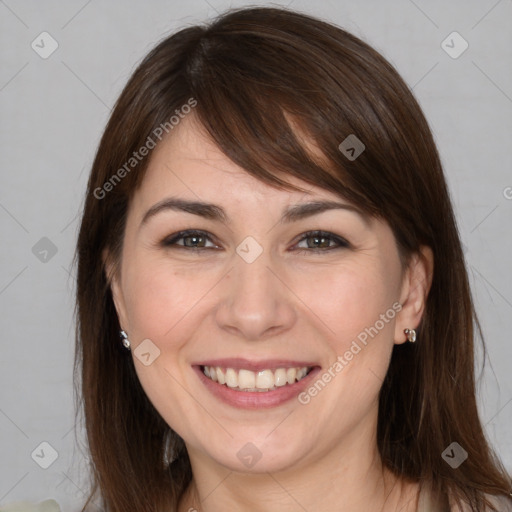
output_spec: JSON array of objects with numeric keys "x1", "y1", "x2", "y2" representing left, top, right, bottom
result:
[{"x1": 109, "y1": 115, "x2": 429, "y2": 474}]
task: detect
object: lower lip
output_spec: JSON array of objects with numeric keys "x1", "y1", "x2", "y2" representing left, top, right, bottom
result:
[{"x1": 194, "y1": 366, "x2": 321, "y2": 409}]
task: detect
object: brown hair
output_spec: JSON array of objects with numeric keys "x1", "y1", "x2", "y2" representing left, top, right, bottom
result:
[{"x1": 74, "y1": 6, "x2": 512, "y2": 511}]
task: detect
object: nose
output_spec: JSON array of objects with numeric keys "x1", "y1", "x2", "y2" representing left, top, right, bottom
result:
[{"x1": 214, "y1": 250, "x2": 297, "y2": 341}]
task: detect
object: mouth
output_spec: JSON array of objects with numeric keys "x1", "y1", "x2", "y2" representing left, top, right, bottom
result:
[
  {"x1": 201, "y1": 365, "x2": 312, "y2": 392},
  {"x1": 193, "y1": 358, "x2": 320, "y2": 409}
]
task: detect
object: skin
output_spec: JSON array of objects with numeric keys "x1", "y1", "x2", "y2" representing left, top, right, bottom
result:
[{"x1": 108, "y1": 115, "x2": 433, "y2": 512}]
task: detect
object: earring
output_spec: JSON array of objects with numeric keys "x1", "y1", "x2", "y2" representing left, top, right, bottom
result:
[
  {"x1": 404, "y1": 328, "x2": 416, "y2": 343},
  {"x1": 120, "y1": 330, "x2": 131, "y2": 350}
]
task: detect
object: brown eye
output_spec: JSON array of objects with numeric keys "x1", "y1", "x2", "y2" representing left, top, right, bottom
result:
[
  {"x1": 295, "y1": 231, "x2": 350, "y2": 252},
  {"x1": 162, "y1": 230, "x2": 218, "y2": 249}
]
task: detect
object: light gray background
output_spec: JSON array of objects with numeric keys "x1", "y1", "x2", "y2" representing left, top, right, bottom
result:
[{"x1": 1, "y1": 0, "x2": 511, "y2": 509}]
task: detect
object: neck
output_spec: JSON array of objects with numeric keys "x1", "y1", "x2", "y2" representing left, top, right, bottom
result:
[{"x1": 178, "y1": 411, "x2": 419, "y2": 512}]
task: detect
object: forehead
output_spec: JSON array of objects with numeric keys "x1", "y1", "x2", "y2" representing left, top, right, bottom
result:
[{"x1": 133, "y1": 115, "x2": 343, "y2": 210}]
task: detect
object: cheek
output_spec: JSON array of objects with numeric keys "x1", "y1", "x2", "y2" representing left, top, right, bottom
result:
[
  {"x1": 120, "y1": 260, "x2": 212, "y2": 431},
  {"x1": 122, "y1": 258, "x2": 208, "y2": 341},
  {"x1": 294, "y1": 262, "x2": 401, "y2": 431},
  {"x1": 295, "y1": 261, "x2": 400, "y2": 356}
]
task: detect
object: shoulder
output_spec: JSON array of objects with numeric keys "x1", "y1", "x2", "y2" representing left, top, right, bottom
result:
[
  {"x1": 0, "y1": 500, "x2": 61, "y2": 512},
  {"x1": 418, "y1": 482, "x2": 512, "y2": 512},
  {"x1": 480, "y1": 493, "x2": 512, "y2": 512},
  {"x1": 449, "y1": 493, "x2": 512, "y2": 512}
]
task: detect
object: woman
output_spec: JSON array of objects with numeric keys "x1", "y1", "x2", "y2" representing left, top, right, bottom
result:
[{"x1": 74, "y1": 6, "x2": 512, "y2": 512}]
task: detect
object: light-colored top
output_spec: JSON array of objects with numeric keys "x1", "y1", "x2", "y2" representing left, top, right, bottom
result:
[
  {"x1": 0, "y1": 501, "x2": 61, "y2": 512},
  {"x1": 1, "y1": 492, "x2": 511, "y2": 511},
  {"x1": 417, "y1": 484, "x2": 450, "y2": 511},
  {"x1": 418, "y1": 484, "x2": 512, "y2": 512}
]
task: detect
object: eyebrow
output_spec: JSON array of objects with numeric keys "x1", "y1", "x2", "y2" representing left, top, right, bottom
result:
[{"x1": 140, "y1": 197, "x2": 368, "y2": 227}]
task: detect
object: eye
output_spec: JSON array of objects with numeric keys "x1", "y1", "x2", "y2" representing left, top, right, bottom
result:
[
  {"x1": 161, "y1": 230, "x2": 219, "y2": 250},
  {"x1": 294, "y1": 230, "x2": 350, "y2": 253},
  {"x1": 160, "y1": 229, "x2": 350, "y2": 254}
]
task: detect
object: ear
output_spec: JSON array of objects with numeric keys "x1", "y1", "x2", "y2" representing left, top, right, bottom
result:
[
  {"x1": 394, "y1": 245, "x2": 434, "y2": 345},
  {"x1": 102, "y1": 248, "x2": 129, "y2": 331}
]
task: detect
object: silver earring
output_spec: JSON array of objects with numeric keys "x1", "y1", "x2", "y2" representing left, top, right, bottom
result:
[
  {"x1": 120, "y1": 330, "x2": 131, "y2": 350},
  {"x1": 404, "y1": 328, "x2": 416, "y2": 343}
]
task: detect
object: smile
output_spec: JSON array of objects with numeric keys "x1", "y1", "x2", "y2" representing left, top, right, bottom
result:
[
  {"x1": 194, "y1": 358, "x2": 320, "y2": 408},
  {"x1": 202, "y1": 365, "x2": 312, "y2": 392}
]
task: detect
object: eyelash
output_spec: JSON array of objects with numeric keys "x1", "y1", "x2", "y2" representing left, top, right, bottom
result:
[{"x1": 160, "y1": 229, "x2": 350, "y2": 254}]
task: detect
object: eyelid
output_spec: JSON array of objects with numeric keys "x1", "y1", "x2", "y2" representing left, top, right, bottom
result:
[
  {"x1": 161, "y1": 229, "x2": 350, "y2": 252},
  {"x1": 293, "y1": 230, "x2": 351, "y2": 251},
  {"x1": 161, "y1": 229, "x2": 221, "y2": 249}
]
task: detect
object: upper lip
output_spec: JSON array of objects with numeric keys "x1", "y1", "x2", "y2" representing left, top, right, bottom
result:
[{"x1": 194, "y1": 358, "x2": 319, "y2": 372}]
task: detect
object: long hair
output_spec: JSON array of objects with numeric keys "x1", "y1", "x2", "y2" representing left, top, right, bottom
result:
[{"x1": 74, "y1": 7, "x2": 512, "y2": 511}]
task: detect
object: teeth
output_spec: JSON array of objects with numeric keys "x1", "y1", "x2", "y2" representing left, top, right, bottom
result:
[
  {"x1": 286, "y1": 368, "x2": 297, "y2": 384},
  {"x1": 225, "y1": 368, "x2": 238, "y2": 388},
  {"x1": 238, "y1": 369, "x2": 256, "y2": 389},
  {"x1": 256, "y1": 369, "x2": 274, "y2": 389},
  {"x1": 202, "y1": 365, "x2": 311, "y2": 391},
  {"x1": 274, "y1": 368, "x2": 288, "y2": 387},
  {"x1": 297, "y1": 367, "x2": 307, "y2": 380}
]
